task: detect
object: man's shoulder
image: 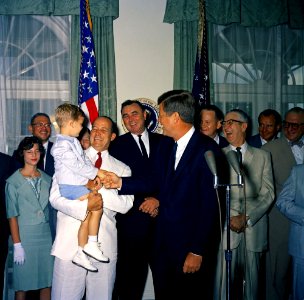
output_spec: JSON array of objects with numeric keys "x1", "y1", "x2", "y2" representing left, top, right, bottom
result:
[
  {"x1": 219, "y1": 135, "x2": 229, "y2": 148},
  {"x1": 247, "y1": 144, "x2": 270, "y2": 158},
  {"x1": 247, "y1": 134, "x2": 262, "y2": 148},
  {"x1": 107, "y1": 153, "x2": 130, "y2": 172},
  {"x1": 110, "y1": 132, "x2": 133, "y2": 148},
  {"x1": 195, "y1": 131, "x2": 220, "y2": 150},
  {"x1": 150, "y1": 132, "x2": 173, "y2": 146},
  {"x1": 248, "y1": 134, "x2": 260, "y2": 140},
  {"x1": 262, "y1": 136, "x2": 287, "y2": 152},
  {"x1": 0, "y1": 152, "x2": 12, "y2": 165}
]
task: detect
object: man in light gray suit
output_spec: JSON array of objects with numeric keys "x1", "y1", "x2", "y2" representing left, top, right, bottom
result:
[
  {"x1": 214, "y1": 109, "x2": 274, "y2": 300},
  {"x1": 262, "y1": 107, "x2": 304, "y2": 300},
  {"x1": 277, "y1": 164, "x2": 304, "y2": 300}
]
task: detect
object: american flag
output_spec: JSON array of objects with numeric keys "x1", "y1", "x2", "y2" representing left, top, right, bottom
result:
[
  {"x1": 192, "y1": 0, "x2": 210, "y2": 108},
  {"x1": 78, "y1": 0, "x2": 99, "y2": 128}
]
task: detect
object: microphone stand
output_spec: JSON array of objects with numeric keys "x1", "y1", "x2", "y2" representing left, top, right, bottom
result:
[
  {"x1": 205, "y1": 150, "x2": 243, "y2": 300},
  {"x1": 216, "y1": 181, "x2": 243, "y2": 300}
]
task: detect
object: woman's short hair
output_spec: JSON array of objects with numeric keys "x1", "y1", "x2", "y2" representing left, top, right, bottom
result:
[{"x1": 17, "y1": 136, "x2": 45, "y2": 162}]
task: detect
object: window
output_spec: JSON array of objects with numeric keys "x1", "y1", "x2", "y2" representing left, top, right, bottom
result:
[
  {"x1": 210, "y1": 23, "x2": 304, "y2": 133},
  {"x1": 0, "y1": 15, "x2": 70, "y2": 154}
]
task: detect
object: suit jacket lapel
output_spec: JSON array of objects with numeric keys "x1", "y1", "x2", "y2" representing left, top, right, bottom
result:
[
  {"x1": 243, "y1": 145, "x2": 254, "y2": 175},
  {"x1": 127, "y1": 132, "x2": 145, "y2": 158},
  {"x1": 173, "y1": 132, "x2": 198, "y2": 179}
]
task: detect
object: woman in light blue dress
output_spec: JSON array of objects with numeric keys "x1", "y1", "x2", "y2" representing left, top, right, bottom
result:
[{"x1": 6, "y1": 136, "x2": 53, "y2": 300}]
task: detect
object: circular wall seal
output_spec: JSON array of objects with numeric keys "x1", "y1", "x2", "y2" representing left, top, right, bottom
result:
[{"x1": 121, "y1": 98, "x2": 162, "y2": 134}]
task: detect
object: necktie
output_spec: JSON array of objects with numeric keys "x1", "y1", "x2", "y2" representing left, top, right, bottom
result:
[
  {"x1": 95, "y1": 152, "x2": 102, "y2": 168},
  {"x1": 138, "y1": 135, "x2": 148, "y2": 159},
  {"x1": 289, "y1": 140, "x2": 304, "y2": 148},
  {"x1": 38, "y1": 145, "x2": 47, "y2": 171},
  {"x1": 168, "y1": 142, "x2": 178, "y2": 173},
  {"x1": 236, "y1": 147, "x2": 242, "y2": 169}
]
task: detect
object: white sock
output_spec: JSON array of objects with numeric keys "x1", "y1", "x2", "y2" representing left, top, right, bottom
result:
[
  {"x1": 78, "y1": 246, "x2": 84, "y2": 254},
  {"x1": 88, "y1": 235, "x2": 97, "y2": 243}
]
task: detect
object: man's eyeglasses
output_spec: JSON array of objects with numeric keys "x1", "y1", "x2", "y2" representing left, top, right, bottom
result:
[
  {"x1": 282, "y1": 121, "x2": 304, "y2": 130},
  {"x1": 221, "y1": 119, "x2": 244, "y2": 126},
  {"x1": 32, "y1": 122, "x2": 52, "y2": 128}
]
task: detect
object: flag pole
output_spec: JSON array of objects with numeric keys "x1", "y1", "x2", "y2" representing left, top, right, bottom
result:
[
  {"x1": 78, "y1": 0, "x2": 99, "y2": 129},
  {"x1": 191, "y1": 0, "x2": 210, "y2": 108}
]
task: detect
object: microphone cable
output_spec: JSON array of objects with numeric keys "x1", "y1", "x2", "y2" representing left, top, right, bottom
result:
[{"x1": 215, "y1": 185, "x2": 224, "y2": 300}]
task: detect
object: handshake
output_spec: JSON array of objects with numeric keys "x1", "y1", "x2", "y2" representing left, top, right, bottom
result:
[
  {"x1": 86, "y1": 171, "x2": 123, "y2": 212},
  {"x1": 87, "y1": 170, "x2": 122, "y2": 192},
  {"x1": 99, "y1": 170, "x2": 122, "y2": 189},
  {"x1": 88, "y1": 170, "x2": 159, "y2": 218}
]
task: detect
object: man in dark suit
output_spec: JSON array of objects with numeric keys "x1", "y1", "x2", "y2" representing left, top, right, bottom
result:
[
  {"x1": 109, "y1": 100, "x2": 171, "y2": 300},
  {"x1": 199, "y1": 104, "x2": 229, "y2": 148},
  {"x1": 0, "y1": 152, "x2": 14, "y2": 300},
  {"x1": 12, "y1": 113, "x2": 56, "y2": 239},
  {"x1": 105, "y1": 91, "x2": 222, "y2": 299},
  {"x1": 247, "y1": 109, "x2": 281, "y2": 148}
]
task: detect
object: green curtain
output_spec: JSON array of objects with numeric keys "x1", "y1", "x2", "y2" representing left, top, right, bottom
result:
[
  {"x1": 173, "y1": 21, "x2": 198, "y2": 90},
  {"x1": 0, "y1": 0, "x2": 118, "y2": 18},
  {"x1": 0, "y1": 0, "x2": 118, "y2": 120},
  {"x1": 164, "y1": 0, "x2": 304, "y2": 93},
  {"x1": 164, "y1": 0, "x2": 304, "y2": 28},
  {"x1": 70, "y1": 15, "x2": 117, "y2": 120},
  {"x1": 164, "y1": 0, "x2": 304, "y2": 134}
]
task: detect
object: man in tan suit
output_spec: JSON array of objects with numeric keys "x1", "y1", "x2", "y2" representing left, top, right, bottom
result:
[
  {"x1": 214, "y1": 109, "x2": 274, "y2": 300},
  {"x1": 262, "y1": 106, "x2": 304, "y2": 300}
]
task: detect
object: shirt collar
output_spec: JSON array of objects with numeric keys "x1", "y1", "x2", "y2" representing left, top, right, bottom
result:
[
  {"x1": 229, "y1": 142, "x2": 248, "y2": 153},
  {"x1": 213, "y1": 134, "x2": 220, "y2": 145},
  {"x1": 43, "y1": 140, "x2": 49, "y2": 150},
  {"x1": 176, "y1": 126, "x2": 195, "y2": 149},
  {"x1": 131, "y1": 128, "x2": 148, "y2": 140},
  {"x1": 87, "y1": 146, "x2": 109, "y2": 158}
]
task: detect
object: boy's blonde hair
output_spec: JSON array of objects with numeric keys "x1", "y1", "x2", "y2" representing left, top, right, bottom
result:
[{"x1": 55, "y1": 103, "x2": 85, "y2": 127}]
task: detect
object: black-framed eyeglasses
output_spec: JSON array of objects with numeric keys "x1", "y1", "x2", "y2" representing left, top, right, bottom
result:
[
  {"x1": 31, "y1": 122, "x2": 52, "y2": 128},
  {"x1": 221, "y1": 119, "x2": 244, "y2": 126},
  {"x1": 282, "y1": 121, "x2": 304, "y2": 130}
]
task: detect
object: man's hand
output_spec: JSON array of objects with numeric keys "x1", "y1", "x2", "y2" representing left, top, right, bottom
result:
[
  {"x1": 139, "y1": 197, "x2": 159, "y2": 217},
  {"x1": 183, "y1": 253, "x2": 202, "y2": 273},
  {"x1": 102, "y1": 171, "x2": 122, "y2": 189},
  {"x1": 97, "y1": 169, "x2": 108, "y2": 180},
  {"x1": 87, "y1": 190, "x2": 103, "y2": 211},
  {"x1": 230, "y1": 214, "x2": 247, "y2": 233}
]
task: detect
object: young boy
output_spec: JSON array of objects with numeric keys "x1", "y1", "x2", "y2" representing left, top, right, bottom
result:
[{"x1": 51, "y1": 103, "x2": 108, "y2": 272}]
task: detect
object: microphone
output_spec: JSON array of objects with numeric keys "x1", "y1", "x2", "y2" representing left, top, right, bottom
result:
[
  {"x1": 226, "y1": 150, "x2": 243, "y2": 186},
  {"x1": 204, "y1": 150, "x2": 218, "y2": 188}
]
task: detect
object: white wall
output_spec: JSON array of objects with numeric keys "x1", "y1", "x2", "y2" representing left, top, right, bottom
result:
[
  {"x1": 114, "y1": 0, "x2": 174, "y2": 132},
  {"x1": 113, "y1": 2, "x2": 173, "y2": 297}
]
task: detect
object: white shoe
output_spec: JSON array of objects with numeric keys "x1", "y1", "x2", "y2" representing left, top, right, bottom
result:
[
  {"x1": 72, "y1": 251, "x2": 98, "y2": 272},
  {"x1": 83, "y1": 242, "x2": 109, "y2": 263}
]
